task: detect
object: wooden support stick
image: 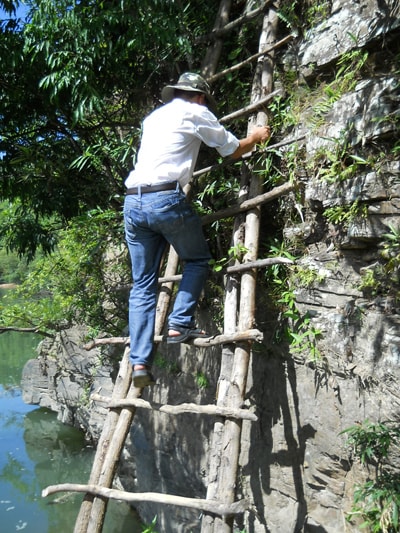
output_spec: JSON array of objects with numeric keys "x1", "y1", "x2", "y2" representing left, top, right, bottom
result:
[
  {"x1": 192, "y1": 136, "x2": 304, "y2": 181},
  {"x1": 219, "y1": 90, "x2": 281, "y2": 123},
  {"x1": 84, "y1": 328, "x2": 263, "y2": 350},
  {"x1": 90, "y1": 394, "x2": 258, "y2": 421},
  {"x1": 208, "y1": 34, "x2": 294, "y2": 83},
  {"x1": 44, "y1": 484, "x2": 249, "y2": 516},
  {"x1": 0, "y1": 326, "x2": 53, "y2": 337},
  {"x1": 197, "y1": 0, "x2": 272, "y2": 42},
  {"x1": 184, "y1": 328, "x2": 261, "y2": 347},
  {"x1": 226, "y1": 256, "x2": 293, "y2": 273},
  {"x1": 157, "y1": 256, "x2": 293, "y2": 284},
  {"x1": 73, "y1": 347, "x2": 134, "y2": 533},
  {"x1": 202, "y1": 180, "x2": 295, "y2": 225},
  {"x1": 115, "y1": 256, "x2": 294, "y2": 296}
]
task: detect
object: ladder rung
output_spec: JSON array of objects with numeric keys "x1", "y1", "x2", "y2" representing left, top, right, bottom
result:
[
  {"x1": 43, "y1": 483, "x2": 249, "y2": 516},
  {"x1": 84, "y1": 328, "x2": 263, "y2": 350},
  {"x1": 90, "y1": 393, "x2": 258, "y2": 421}
]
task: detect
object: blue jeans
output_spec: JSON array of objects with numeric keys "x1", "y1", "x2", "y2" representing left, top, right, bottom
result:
[{"x1": 123, "y1": 188, "x2": 211, "y2": 368}]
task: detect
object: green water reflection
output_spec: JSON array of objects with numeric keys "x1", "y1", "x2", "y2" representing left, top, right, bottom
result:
[{"x1": 0, "y1": 328, "x2": 141, "y2": 532}]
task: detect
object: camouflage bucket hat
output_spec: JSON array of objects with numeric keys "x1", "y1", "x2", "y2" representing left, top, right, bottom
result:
[{"x1": 161, "y1": 72, "x2": 218, "y2": 114}]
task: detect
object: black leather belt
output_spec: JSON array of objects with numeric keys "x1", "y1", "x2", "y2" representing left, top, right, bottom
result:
[{"x1": 125, "y1": 181, "x2": 178, "y2": 195}]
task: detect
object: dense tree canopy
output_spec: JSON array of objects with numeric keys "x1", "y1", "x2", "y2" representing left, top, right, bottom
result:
[{"x1": 0, "y1": 0, "x2": 238, "y2": 258}]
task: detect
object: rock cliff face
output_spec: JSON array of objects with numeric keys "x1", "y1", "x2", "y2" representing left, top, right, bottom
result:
[
  {"x1": 22, "y1": 326, "x2": 115, "y2": 440},
  {"x1": 21, "y1": 1, "x2": 400, "y2": 532}
]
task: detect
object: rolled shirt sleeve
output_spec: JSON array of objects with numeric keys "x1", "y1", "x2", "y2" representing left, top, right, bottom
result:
[{"x1": 193, "y1": 111, "x2": 240, "y2": 157}]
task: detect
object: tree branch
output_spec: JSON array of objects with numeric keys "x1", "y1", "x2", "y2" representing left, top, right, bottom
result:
[
  {"x1": 0, "y1": 326, "x2": 53, "y2": 338},
  {"x1": 156, "y1": 256, "x2": 293, "y2": 284},
  {"x1": 219, "y1": 89, "x2": 282, "y2": 124},
  {"x1": 226, "y1": 256, "x2": 293, "y2": 273},
  {"x1": 201, "y1": 180, "x2": 296, "y2": 225},
  {"x1": 84, "y1": 328, "x2": 263, "y2": 350},
  {"x1": 192, "y1": 135, "x2": 306, "y2": 179}
]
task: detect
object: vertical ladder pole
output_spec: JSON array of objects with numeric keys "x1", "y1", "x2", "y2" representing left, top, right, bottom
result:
[
  {"x1": 201, "y1": 0, "x2": 232, "y2": 78},
  {"x1": 201, "y1": 162, "x2": 253, "y2": 533},
  {"x1": 74, "y1": 247, "x2": 180, "y2": 532},
  {"x1": 202, "y1": 3, "x2": 280, "y2": 531},
  {"x1": 73, "y1": 348, "x2": 133, "y2": 532},
  {"x1": 210, "y1": 171, "x2": 259, "y2": 533},
  {"x1": 155, "y1": 246, "x2": 180, "y2": 336},
  {"x1": 198, "y1": 3, "x2": 239, "y2": 528}
]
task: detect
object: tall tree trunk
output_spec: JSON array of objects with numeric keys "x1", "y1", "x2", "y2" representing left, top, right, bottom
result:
[{"x1": 201, "y1": 0, "x2": 232, "y2": 78}]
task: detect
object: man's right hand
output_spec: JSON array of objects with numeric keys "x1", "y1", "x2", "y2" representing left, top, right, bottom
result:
[
  {"x1": 252, "y1": 125, "x2": 271, "y2": 144},
  {"x1": 231, "y1": 125, "x2": 272, "y2": 159}
]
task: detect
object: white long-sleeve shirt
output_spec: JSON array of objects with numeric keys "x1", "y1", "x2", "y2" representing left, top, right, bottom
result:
[{"x1": 125, "y1": 98, "x2": 240, "y2": 188}]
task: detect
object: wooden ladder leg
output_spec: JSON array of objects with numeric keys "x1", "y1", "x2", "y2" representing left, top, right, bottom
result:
[
  {"x1": 73, "y1": 347, "x2": 133, "y2": 533},
  {"x1": 74, "y1": 246, "x2": 180, "y2": 532}
]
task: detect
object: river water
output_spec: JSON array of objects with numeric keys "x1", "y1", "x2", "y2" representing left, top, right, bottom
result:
[{"x1": 0, "y1": 329, "x2": 142, "y2": 532}]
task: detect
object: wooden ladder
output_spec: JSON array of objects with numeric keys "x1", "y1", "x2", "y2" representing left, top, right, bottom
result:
[
  {"x1": 42, "y1": 6, "x2": 300, "y2": 532},
  {"x1": 41, "y1": 137, "x2": 296, "y2": 532}
]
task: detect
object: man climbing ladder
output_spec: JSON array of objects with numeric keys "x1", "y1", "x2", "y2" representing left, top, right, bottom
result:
[{"x1": 123, "y1": 72, "x2": 271, "y2": 388}]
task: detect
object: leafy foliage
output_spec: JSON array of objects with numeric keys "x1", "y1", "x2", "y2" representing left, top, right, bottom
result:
[
  {"x1": 324, "y1": 200, "x2": 368, "y2": 226},
  {"x1": 0, "y1": 0, "x2": 223, "y2": 333},
  {"x1": 358, "y1": 224, "x2": 400, "y2": 299},
  {"x1": 264, "y1": 240, "x2": 323, "y2": 360},
  {"x1": 0, "y1": 242, "x2": 31, "y2": 283},
  {"x1": 342, "y1": 421, "x2": 400, "y2": 471},
  {"x1": 0, "y1": 208, "x2": 129, "y2": 336},
  {"x1": 278, "y1": 0, "x2": 331, "y2": 33},
  {"x1": 341, "y1": 421, "x2": 400, "y2": 532},
  {"x1": 141, "y1": 516, "x2": 158, "y2": 533}
]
